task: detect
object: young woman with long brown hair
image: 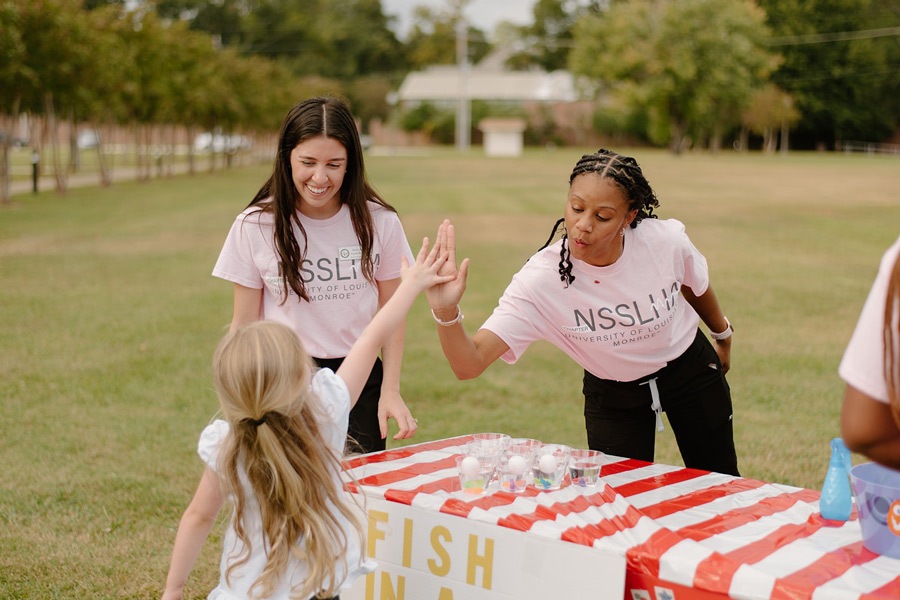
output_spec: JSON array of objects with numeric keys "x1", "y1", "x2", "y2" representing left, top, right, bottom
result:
[{"x1": 213, "y1": 96, "x2": 417, "y2": 453}]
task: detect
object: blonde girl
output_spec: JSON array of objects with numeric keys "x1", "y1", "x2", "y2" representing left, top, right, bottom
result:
[
  {"x1": 840, "y1": 235, "x2": 900, "y2": 469},
  {"x1": 162, "y1": 237, "x2": 452, "y2": 600}
]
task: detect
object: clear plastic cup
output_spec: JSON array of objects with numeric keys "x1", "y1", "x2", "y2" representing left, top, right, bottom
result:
[
  {"x1": 507, "y1": 438, "x2": 542, "y2": 453},
  {"x1": 472, "y1": 432, "x2": 511, "y2": 455},
  {"x1": 456, "y1": 453, "x2": 496, "y2": 494},
  {"x1": 497, "y1": 446, "x2": 534, "y2": 493},
  {"x1": 532, "y1": 444, "x2": 570, "y2": 491},
  {"x1": 568, "y1": 449, "x2": 605, "y2": 488}
]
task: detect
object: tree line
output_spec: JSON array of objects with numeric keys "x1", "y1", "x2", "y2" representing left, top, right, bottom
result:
[{"x1": 2, "y1": 0, "x2": 899, "y2": 203}]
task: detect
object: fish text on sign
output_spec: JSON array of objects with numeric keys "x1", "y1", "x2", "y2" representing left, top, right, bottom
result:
[{"x1": 366, "y1": 510, "x2": 496, "y2": 599}]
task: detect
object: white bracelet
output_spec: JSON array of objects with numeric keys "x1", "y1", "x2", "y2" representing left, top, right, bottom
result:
[
  {"x1": 431, "y1": 307, "x2": 463, "y2": 327},
  {"x1": 709, "y1": 317, "x2": 733, "y2": 341}
]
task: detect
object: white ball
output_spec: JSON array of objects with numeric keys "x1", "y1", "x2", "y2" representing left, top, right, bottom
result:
[
  {"x1": 460, "y1": 455, "x2": 480, "y2": 476},
  {"x1": 507, "y1": 454, "x2": 527, "y2": 476},
  {"x1": 538, "y1": 453, "x2": 558, "y2": 474}
]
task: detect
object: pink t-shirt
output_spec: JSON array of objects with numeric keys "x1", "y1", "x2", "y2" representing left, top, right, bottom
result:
[
  {"x1": 212, "y1": 201, "x2": 413, "y2": 358},
  {"x1": 839, "y1": 235, "x2": 900, "y2": 404},
  {"x1": 481, "y1": 218, "x2": 709, "y2": 382}
]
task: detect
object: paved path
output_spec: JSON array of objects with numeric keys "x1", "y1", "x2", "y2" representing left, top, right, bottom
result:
[
  {"x1": 9, "y1": 161, "x2": 203, "y2": 196},
  {"x1": 6, "y1": 148, "x2": 273, "y2": 196}
]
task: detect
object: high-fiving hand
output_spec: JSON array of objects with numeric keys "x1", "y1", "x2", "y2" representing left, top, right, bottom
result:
[{"x1": 425, "y1": 219, "x2": 469, "y2": 315}]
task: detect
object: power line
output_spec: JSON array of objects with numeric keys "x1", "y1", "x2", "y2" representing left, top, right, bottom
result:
[{"x1": 767, "y1": 26, "x2": 900, "y2": 46}]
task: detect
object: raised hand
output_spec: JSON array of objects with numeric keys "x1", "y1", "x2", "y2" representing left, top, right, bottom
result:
[
  {"x1": 400, "y1": 235, "x2": 456, "y2": 293},
  {"x1": 425, "y1": 220, "x2": 469, "y2": 313}
]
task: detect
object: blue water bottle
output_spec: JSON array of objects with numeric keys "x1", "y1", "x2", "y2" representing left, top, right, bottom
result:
[{"x1": 820, "y1": 438, "x2": 853, "y2": 521}]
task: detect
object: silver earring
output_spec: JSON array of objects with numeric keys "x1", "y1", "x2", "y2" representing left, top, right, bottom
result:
[{"x1": 620, "y1": 228, "x2": 625, "y2": 237}]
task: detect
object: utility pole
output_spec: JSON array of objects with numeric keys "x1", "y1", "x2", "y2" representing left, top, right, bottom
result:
[{"x1": 453, "y1": 0, "x2": 471, "y2": 152}]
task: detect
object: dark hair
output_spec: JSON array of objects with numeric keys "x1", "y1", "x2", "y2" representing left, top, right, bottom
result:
[
  {"x1": 538, "y1": 148, "x2": 660, "y2": 286},
  {"x1": 247, "y1": 96, "x2": 395, "y2": 302}
]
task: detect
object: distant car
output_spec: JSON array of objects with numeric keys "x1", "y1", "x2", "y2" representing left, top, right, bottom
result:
[
  {"x1": 360, "y1": 134, "x2": 373, "y2": 150},
  {"x1": 0, "y1": 132, "x2": 29, "y2": 148},
  {"x1": 193, "y1": 132, "x2": 252, "y2": 153},
  {"x1": 77, "y1": 129, "x2": 100, "y2": 149}
]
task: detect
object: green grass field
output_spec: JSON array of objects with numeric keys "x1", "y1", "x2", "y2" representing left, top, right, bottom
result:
[{"x1": 2, "y1": 147, "x2": 899, "y2": 598}]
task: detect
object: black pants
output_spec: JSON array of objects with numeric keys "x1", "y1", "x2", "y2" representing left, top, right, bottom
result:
[
  {"x1": 582, "y1": 329, "x2": 739, "y2": 476},
  {"x1": 313, "y1": 356, "x2": 385, "y2": 454}
]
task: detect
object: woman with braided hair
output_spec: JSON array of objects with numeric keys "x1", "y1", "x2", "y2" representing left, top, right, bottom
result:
[
  {"x1": 840, "y1": 235, "x2": 900, "y2": 469},
  {"x1": 428, "y1": 149, "x2": 739, "y2": 475}
]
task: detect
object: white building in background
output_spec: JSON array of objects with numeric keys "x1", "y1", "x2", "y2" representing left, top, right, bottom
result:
[
  {"x1": 479, "y1": 117, "x2": 526, "y2": 156},
  {"x1": 396, "y1": 64, "x2": 578, "y2": 108},
  {"x1": 374, "y1": 54, "x2": 600, "y2": 149}
]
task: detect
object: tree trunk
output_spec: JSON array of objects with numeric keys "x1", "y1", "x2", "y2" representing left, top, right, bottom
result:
[
  {"x1": 0, "y1": 97, "x2": 18, "y2": 205},
  {"x1": 780, "y1": 119, "x2": 789, "y2": 156},
  {"x1": 94, "y1": 119, "x2": 112, "y2": 187},
  {"x1": 763, "y1": 128, "x2": 777, "y2": 154},
  {"x1": 209, "y1": 136, "x2": 217, "y2": 173},
  {"x1": 166, "y1": 124, "x2": 175, "y2": 178},
  {"x1": 710, "y1": 124, "x2": 723, "y2": 154},
  {"x1": 669, "y1": 119, "x2": 687, "y2": 154},
  {"x1": 225, "y1": 129, "x2": 235, "y2": 169},
  {"x1": 0, "y1": 129, "x2": 10, "y2": 205},
  {"x1": 69, "y1": 111, "x2": 80, "y2": 173},
  {"x1": 187, "y1": 126, "x2": 197, "y2": 175},
  {"x1": 138, "y1": 124, "x2": 151, "y2": 181},
  {"x1": 45, "y1": 93, "x2": 69, "y2": 195},
  {"x1": 738, "y1": 126, "x2": 748, "y2": 153},
  {"x1": 131, "y1": 121, "x2": 141, "y2": 181}
]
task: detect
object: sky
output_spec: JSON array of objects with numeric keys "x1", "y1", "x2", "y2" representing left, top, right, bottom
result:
[{"x1": 381, "y1": 0, "x2": 537, "y2": 39}]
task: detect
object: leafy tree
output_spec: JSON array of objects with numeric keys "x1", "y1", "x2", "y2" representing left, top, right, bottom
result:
[
  {"x1": 346, "y1": 76, "x2": 395, "y2": 130},
  {"x1": 0, "y1": 1, "x2": 27, "y2": 203},
  {"x1": 313, "y1": 0, "x2": 407, "y2": 79},
  {"x1": 239, "y1": 0, "x2": 405, "y2": 79},
  {"x1": 741, "y1": 84, "x2": 801, "y2": 153},
  {"x1": 0, "y1": 0, "x2": 325, "y2": 199},
  {"x1": 106, "y1": 10, "x2": 178, "y2": 179},
  {"x1": 758, "y1": 0, "x2": 900, "y2": 148},
  {"x1": 83, "y1": 0, "x2": 127, "y2": 8},
  {"x1": 503, "y1": 0, "x2": 604, "y2": 72},
  {"x1": 405, "y1": 5, "x2": 490, "y2": 69},
  {"x1": 571, "y1": 0, "x2": 776, "y2": 152},
  {"x1": 155, "y1": 0, "x2": 249, "y2": 47},
  {"x1": 77, "y1": 5, "x2": 132, "y2": 184},
  {"x1": 8, "y1": 0, "x2": 98, "y2": 192}
]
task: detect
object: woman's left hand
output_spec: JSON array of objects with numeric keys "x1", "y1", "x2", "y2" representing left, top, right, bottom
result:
[
  {"x1": 713, "y1": 337, "x2": 731, "y2": 374},
  {"x1": 378, "y1": 391, "x2": 418, "y2": 440}
]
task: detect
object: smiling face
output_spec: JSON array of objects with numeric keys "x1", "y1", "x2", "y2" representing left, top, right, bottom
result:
[
  {"x1": 564, "y1": 173, "x2": 638, "y2": 267},
  {"x1": 889, "y1": 499, "x2": 900, "y2": 536},
  {"x1": 290, "y1": 136, "x2": 348, "y2": 219}
]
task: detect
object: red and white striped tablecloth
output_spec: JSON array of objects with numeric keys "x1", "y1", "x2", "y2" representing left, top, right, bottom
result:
[{"x1": 344, "y1": 435, "x2": 900, "y2": 600}]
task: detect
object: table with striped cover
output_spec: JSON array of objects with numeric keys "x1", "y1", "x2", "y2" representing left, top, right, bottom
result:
[{"x1": 344, "y1": 435, "x2": 900, "y2": 600}]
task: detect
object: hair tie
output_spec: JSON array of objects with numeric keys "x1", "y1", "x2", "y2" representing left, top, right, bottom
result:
[{"x1": 247, "y1": 414, "x2": 268, "y2": 428}]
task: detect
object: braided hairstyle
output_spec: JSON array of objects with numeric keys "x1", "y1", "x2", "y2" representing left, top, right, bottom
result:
[{"x1": 538, "y1": 149, "x2": 660, "y2": 286}]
